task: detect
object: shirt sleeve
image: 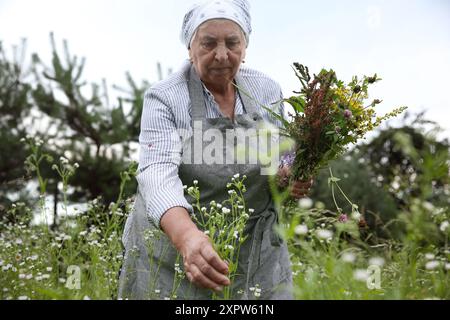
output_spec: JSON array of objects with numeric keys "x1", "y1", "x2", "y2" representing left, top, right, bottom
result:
[{"x1": 136, "y1": 87, "x2": 193, "y2": 229}]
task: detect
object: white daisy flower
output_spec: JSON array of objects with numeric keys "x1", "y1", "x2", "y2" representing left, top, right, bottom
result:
[
  {"x1": 351, "y1": 211, "x2": 361, "y2": 221},
  {"x1": 440, "y1": 221, "x2": 449, "y2": 232},
  {"x1": 298, "y1": 198, "x2": 313, "y2": 210},
  {"x1": 369, "y1": 257, "x2": 385, "y2": 267},
  {"x1": 425, "y1": 261, "x2": 440, "y2": 270},
  {"x1": 316, "y1": 229, "x2": 333, "y2": 240},
  {"x1": 294, "y1": 224, "x2": 308, "y2": 236},
  {"x1": 341, "y1": 252, "x2": 356, "y2": 263},
  {"x1": 353, "y1": 269, "x2": 369, "y2": 282},
  {"x1": 425, "y1": 253, "x2": 435, "y2": 260}
]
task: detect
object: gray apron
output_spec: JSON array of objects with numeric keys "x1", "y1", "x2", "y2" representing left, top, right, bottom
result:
[{"x1": 118, "y1": 65, "x2": 293, "y2": 300}]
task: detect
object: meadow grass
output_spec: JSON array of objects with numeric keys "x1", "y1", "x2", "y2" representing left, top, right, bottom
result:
[{"x1": 0, "y1": 138, "x2": 448, "y2": 300}]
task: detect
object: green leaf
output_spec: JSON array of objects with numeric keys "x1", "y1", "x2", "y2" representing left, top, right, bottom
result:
[
  {"x1": 259, "y1": 103, "x2": 290, "y2": 128},
  {"x1": 284, "y1": 96, "x2": 305, "y2": 114}
]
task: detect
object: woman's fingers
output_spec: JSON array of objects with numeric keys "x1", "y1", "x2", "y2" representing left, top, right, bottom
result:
[
  {"x1": 181, "y1": 232, "x2": 230, "y2": 291},
  {"x1": 200, "y1": 245, "x2": 229, "y2": 275},
  {"x1": 277, "y1": 165, "x2": 292, "y2": 187},
  {"x1": 186, "y1": 260, "x2": 227, "y2": 292},
  {"x1": 197, "y1": 252, "x2": 230, "y2": 286}
]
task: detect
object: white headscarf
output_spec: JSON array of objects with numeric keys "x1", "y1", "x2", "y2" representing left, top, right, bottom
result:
[{"x1": 180, "y1": 0, "x2": 252, "y2": 49}]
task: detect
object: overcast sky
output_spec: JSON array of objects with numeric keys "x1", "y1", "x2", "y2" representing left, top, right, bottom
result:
[{"x1": 1, "y1": 0, "x2": 450, "y2": 140}]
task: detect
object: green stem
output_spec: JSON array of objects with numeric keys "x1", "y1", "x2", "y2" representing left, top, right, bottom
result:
[
  {"x1": 329, "y1": 167, "x2": 354, "y2": 207},
  {"x1": 329, "y1": 168, "x2": 341, "y2": 214}
]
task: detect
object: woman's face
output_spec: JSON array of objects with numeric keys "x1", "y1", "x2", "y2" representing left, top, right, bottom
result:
[{"x1": 189, "y1": 19, "x2": 246, "y2": 88}]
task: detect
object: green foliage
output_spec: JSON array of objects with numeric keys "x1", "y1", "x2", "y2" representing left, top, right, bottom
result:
[
  {"x1": 0, "y1": 39, "x2": 33, "y2": 209},
  {"x1": 0, "y1": 34, "x2": 150, "y2": 222},
  {"x1": 0, "y1": 164, "x2": 136, "y2": 300},
  {"x1": 357, "y1": 112, "x2": 449, "y2": 208},
  {"x1": 310, "y1": 156, "x2": 399, "y2": 239}
]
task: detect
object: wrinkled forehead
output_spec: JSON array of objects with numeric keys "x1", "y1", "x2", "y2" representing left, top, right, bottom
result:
[{"x1": 195, "y1": 19, "x2": 245, "y2": 40}]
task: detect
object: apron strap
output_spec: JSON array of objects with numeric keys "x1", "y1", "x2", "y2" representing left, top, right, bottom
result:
[{"x1": 188, "y1": 64, "x2": 207, "y2": 121}]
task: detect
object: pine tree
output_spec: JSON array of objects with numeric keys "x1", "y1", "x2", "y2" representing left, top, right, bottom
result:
[
  {"x1": 1, "y1": 33, "x2": 168, "y2": 227},
  {"x1": 0, "y1": 39, "x2": 35, "y2": 215}
]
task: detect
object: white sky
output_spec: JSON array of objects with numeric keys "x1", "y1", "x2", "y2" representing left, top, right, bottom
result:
[{"x1": 1, "y1": 0, "x2": 450, "y2": 139}]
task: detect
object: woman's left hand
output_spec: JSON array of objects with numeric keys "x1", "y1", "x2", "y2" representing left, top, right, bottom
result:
[{"x1": 277, "y1": 165, "x2": 313, "y2": 199}]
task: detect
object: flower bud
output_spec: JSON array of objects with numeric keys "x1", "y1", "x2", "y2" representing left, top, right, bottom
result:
[
  {"x1": 368, "y1": 74, "x2": 378, "y2": 84},
  {"x1": 344, "y1": 109, "x2": 353, "y2": 119},
  {"x1": 353, "y1": 85, "x2": 361, "y2": 94}
]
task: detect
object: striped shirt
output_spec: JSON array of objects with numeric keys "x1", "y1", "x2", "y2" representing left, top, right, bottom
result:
[{"x1": 137, "y1": 60, "x2": 286, "y2": 228}]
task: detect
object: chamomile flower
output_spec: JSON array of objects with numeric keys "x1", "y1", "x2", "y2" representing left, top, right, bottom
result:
[
  {"x1": 294, "y1": 224, "x2": 308, "y2": 236},
  {"x1": 425, "y1": 261, "x2": 440, "y2": 270},
  {"x1": 341, "y1": 252, "x2": 356, "y2": 263},
  {"x1": 369, "y1": 257, "x2": 385, "y2": 267},
  {"x1": 316, "y1": 229, "x2": 333, "y2": 240}
]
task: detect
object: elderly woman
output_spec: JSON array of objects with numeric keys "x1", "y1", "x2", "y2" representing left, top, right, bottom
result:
[{"x1": 118, "y1": 0, "x2": 312, "y2": 300}]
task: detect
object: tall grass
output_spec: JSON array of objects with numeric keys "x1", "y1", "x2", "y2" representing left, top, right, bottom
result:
[{"x1": 0, "y1": 137, "x2": 448, "y2": 300}]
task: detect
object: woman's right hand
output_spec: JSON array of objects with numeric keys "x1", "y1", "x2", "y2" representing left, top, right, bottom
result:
[
  {"x1": 179, "y1": 228, "x2": 231, "y2": 292},
  {"x1": 160, "y1": 207, "x2": 230, "y2": 292}
]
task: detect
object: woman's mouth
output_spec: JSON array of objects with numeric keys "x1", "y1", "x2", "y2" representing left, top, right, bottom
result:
[{"x1": 210, "y1": 67, "x2": 232, "y2": 73}]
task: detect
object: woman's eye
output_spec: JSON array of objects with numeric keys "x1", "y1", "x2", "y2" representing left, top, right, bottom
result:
[
  {"x1": 227, "y1": 41, "x2": 239, "y2": 48},
  {"x1": 202, "y1": 42, "x2": 216, "y2": 49}
]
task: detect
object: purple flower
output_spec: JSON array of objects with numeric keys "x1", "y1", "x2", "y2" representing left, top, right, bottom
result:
[
  {"x1": 338, "y1": 214, "x2": 348, "y2": 223},
  {"x1": 344, "y1": 110, "x2": 352, "y2": 119},
  {"x1": 281, "y1": 152, "x2": 295, "y2": 167}
]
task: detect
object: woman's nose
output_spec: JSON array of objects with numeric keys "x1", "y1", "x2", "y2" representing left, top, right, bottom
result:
[{"x1": 214, "y1": 45, "x2": 229, "y2": 62}]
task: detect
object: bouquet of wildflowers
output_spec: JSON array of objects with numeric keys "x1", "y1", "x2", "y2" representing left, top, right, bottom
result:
[{"x1": 274, "y1": 63, "x2": 407, "y2": 182}]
